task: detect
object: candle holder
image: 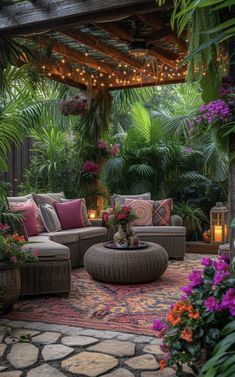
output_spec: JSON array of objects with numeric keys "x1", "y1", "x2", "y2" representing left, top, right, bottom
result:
[
  {"x1": 88, "y1": 209, "x2": 97, "y2": 219},
  {"x1": 210, "y1": 202, "x2": 229, "y2": 244}
]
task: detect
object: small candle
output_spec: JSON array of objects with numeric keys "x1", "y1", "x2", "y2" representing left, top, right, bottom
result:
[
  {"x1": 88, "y1": 210, "x2": 97, "y2": 219},
  {"x1": 214, "y1": 225, "x2": 222, "y2": 243}
]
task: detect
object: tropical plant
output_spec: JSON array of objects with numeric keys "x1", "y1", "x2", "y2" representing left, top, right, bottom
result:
[
  {"x1": 0, "y1": 199, "x2": 23, "y2": 233},
  {"x1": 0, "y1": 227, "x2": 38, "y2": 266},
  {"x1": 198, "y1": 320, "x2": 235, "y2": 377},
  {"x1": 153, "y1": 254, "x2": 235, "y2": 377},
  {"x1": 173, "y1": 201, "x2": 208, "y2": 238}
]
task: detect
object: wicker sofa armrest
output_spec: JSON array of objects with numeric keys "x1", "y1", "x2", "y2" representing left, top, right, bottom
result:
[
  {"x1": 171, "y1": 215, "x2": 183, "y2": 226},
  {"x1": 90, "y1": 218, "x2": 103, "y2": 227}
]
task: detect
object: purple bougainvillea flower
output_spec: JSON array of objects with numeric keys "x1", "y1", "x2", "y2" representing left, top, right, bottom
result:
[
  {"x1": 188, "y1": 270, "x2": 203, "y2": 287},
  {"x1": 214, "y1": 260, "x2": 229, "y2": 272},
  {"x1": 221, "y1": 288, "x2": 235, "y2": 316},
  {"x1": 181, "y1": 285, "x2": 193, "y2": 296},
  {"x1": 153, "y1": 319, "x2": 164, "y2": 331},
  {"x1": 10, "y1": 256, "x2": 17, "y2": 263},
  {"x1": 204, "y1": 296, "x2": 221, "y2": 312},
  {"x1": 218, "y1": 254, "x2": 230, "y2": 263},
  {"x1": 213, "y1": 271, "x2": 230, "y2": 285},
  {"x1": 201, "y1": 257, "x2": 213, "y2": 266}
]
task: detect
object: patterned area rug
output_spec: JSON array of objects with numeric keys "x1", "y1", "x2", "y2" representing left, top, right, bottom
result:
[{"x1": 6, "y1": 254, "x2": 204, "y2": 335}]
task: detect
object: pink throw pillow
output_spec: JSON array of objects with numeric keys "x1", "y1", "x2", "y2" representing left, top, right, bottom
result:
[
  {"x1": 10, "y1": 199, "x2": 45, "y2": 233},
  {"x1": 54, "y1": 199, "x2": 85, "y2": 230},
  {"x1": 125, "y1": 199, "x2": 154, "y2": 226},
  {"x1": 10, "y1": 202, "x2": 38, "y2": 236}
]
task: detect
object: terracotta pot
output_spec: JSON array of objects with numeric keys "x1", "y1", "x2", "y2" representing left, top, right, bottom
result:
[
  {"x1": 0, "y1": 262, "x2": 21, "y2": 314},
  {"x1": 202, "y1": 230, "x2": 211, "y2": 243}
]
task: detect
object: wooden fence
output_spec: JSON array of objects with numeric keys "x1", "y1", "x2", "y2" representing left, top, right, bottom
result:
[{"x1": 0, "y1": 138, "x2": 32, "y2": 196}]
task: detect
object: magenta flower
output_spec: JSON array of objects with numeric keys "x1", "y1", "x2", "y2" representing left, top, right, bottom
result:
[
  {"x1": 83, "y1": 161, "x2": 99, "y2": 173},
  {"x1": 213, "y1": 271, "x2": 230, "y2": 285},
  {"x1": 181, "y1": 285, "x2": 193, "y2": 296},
  {"x1": 201, "y1": 257, "x2": 213, "y2": 266},
  {"x1": 214, "y1": 260, "x2": 229, "y2": 272},
  {"x1": 103, "y1": 213, "x2": 110, "y2": 222},
  {"x1": 188, "y1": 270, "x2": 203, "y2": 287},
  {"x1": 153, "y1": 319, "x2": 164, "y2": 331},
  {"x1": 218, "y1": 254, "x2": 230, "y2": 263},
  {"x1": 0, "y1": 223, "x2": 10, "y2": 230},
  {"x1": 221, "y1": 288, "x2": 235, "y2": 316},
  {"x1": 98, "y1": 140, "x2": 108, "y2": 150},
  {"x1": 204, "y1": 296, "x2": 221, "y2": 312},
  {"x1": 10, "y1": 256, "x2": 17, "y2": 263},
  {"x1": 33, "y1": 250, "x2": 40, "y2": 257},
  {"x1": 110, "y1": 144, "x2": 120, "y2": 156}
]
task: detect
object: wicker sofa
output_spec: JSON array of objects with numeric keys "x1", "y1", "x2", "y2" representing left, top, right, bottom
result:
[{"x1": 8, "y1": 195, "x2": 108, "y2": 297}]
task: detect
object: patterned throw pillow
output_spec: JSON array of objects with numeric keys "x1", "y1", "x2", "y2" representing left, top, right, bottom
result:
[
  {"x1": 60, "y1": 198, "x2": 91, "y2": 227},
  {"x1": 111, "y1": 192, "x2": 151, "y2": 207},
  {"x1": 10, "y1": 201, "x2": 38, "y2": 236},
  {"x1": 38, "y1": 204, "x2": 62, "y2": 232},
  {"x1": 152, "y1": 198, "x2": 173, "y2": 226},
  {"x1": 9, "y1": 199, "x2": 45, "y2": 233},
  {"x1": 125, "y1": 199, "x2": 154, "y2": 226},
  {"x1": 32, "y1": 192, "x2": 65, "y2": 207}
]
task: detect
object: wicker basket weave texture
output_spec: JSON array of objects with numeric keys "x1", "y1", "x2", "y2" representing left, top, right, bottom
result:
[
  {"x1": 0, "y1": 263, "x2": 21, "y2": 312},
  {"x1": 84, "y1": 242, "x2": 168, "y2": 284}
]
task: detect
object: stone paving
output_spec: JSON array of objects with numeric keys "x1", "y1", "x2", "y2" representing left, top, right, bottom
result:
[{"x1": 0, "y1": 319, "x2": 194, "y2": 377}]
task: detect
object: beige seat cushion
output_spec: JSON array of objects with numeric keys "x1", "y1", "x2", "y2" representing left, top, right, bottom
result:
[
  {"x1": 41, "y1": 226, "x2": 107, "y2": 243},
  {"x1": 132, "y1": 226, "x2": 186, "y2": 236},
  {"x1": 23, "y1": 235, "x2": 70, "y2": 259}
]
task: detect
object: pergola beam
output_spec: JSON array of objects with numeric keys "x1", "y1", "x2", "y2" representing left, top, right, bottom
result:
[
  {"x1": 139, "y1": 13, "x2": 187, "y2": 53},
  {"x1": 29, "y1": 35, "x2": 122, "y2": 77},
  {"x1": 95, "y1": 22, "x2": 178, "y2": 68},
  {"x1": 0, "y1": 0, "x2": 161, "y2": 36},
  {"x1": 62, "y1": 30, "x2": 160, "y2": 78}
]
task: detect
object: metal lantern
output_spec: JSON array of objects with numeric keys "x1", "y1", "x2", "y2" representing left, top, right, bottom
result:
[{"x1": 210, "y1": 202, "x2": 229, "y2": 243}]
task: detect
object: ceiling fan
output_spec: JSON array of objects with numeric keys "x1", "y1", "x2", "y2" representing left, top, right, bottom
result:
[{"x1": 128, "y1": 19, "x2": 148, "y2": 57}]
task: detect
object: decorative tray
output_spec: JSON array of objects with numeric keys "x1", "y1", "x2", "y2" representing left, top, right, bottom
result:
[{"x1": 103, "y1": 241, "x2": 148, "y2": 250}]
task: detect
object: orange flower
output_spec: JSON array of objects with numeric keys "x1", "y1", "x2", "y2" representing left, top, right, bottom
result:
[
  {"x1": 167, "y1": 312, "x2": 182, "y2": 326},
  {"x1": 188, "y1": 311, "x2": 200, "y2": 320},
  {"x1": 160, "y1": 360, "x2": 166, "y2": 371},
  {"x1": 181, "y1": 328, "x2": 193, "y2": 342},
  {"x1": 11, "y1": 234, "x2": 26, "y2": 243}
]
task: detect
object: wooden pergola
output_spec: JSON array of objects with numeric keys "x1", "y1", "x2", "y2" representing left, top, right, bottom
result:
[{"x1": 0, "y1": 0, "x2": 188, "y2": 91}]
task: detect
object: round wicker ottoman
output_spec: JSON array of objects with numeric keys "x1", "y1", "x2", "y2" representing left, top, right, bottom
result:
[{"x1": 84, "y1": 242, "x2": 168, "y2": 284}]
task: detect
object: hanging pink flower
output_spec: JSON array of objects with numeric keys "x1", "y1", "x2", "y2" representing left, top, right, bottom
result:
[
  {"x1": 97, "y1": 140, "x2": 109, "y2": 151},
  {"x1": 110, "y1": 143, "x2": 120, "y2": 156},
  {"x1": 83, "y1": 161, "x2": 99, "y2": 173},
  {"x1": 59, "y1": 95, "x2": 88, "y2": 116}
]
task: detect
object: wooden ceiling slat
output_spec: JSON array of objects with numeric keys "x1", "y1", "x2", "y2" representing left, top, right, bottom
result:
[
  {"x1": 144, "y1": 27, "x2": 174, "y2": 43},
  {"x1": 0, "y1": 0, "x2": 159, "y2": 36},
  {"x1": 95, "y1": 21, "x2": 179, "y2": 68},
  {"x1": 62, "y1": 30, "x2": 159, "y2": 78},
  {"x1": 31, "y1": 36, "x2": 122, "y2": 77},
  {"x1": 139, "y1": 13, "x2": 187, "y2": 53}
]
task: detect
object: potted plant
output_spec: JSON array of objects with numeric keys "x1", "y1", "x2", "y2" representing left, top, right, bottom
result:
[
  {"x1": 153, "y1": 254, "x2": 235, "y2": 376},
  {"x1": 0, "y1": 225, "x2": 38, "y2": 314},
  {"x1": 103, "y1": 205, "x2": 138, "y2": 247},
  {"x1": 173, "y1": 201, "x2": 208, "y2": 241}
]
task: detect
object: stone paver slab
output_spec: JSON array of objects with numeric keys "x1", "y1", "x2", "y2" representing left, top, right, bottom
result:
[
  {"x1": 102, "y1": 368, "x2": 135, "y2": 377},
  {"x1": 32, "y1": 331, "x2": 60, "y2": 344},
  {"x1": 4, "y1": 336, "x2": 19, "y2": 345},
  {"x1": 141, "y1": 368, "x2": 176, "y2": 377},
  {"x1": 133, "y1": 335, "x2": 153, "y2": 343},
  {"x1": 7, "y1": 343, "x2": 39, "y2": 368},
  {"x1": 0, "y1": 336, "x2": 4, "y2": 343},
  {"x1": 62, "y1": 335, "x2": 98, "y2": 346},
  {"x1": 143, "y1": 345, "x2": 164, "y2": 356},
  {"x1": 61, "y1": 351, "x2": 118, "y2": 377},
  {"x1": 125, "y1": 354, "x2": 159, "y2": 370},
  {"x1": 0, "y1": 372, "x2": 22, "y2": 377},
  {"x1": 42, "y1": 344, "x2": 74, "y2": 361},
  {"x1": 0, "y1": 367, "x2": 7, "y2": 372},
  {"x1": 13, "y1": 329, "x2": 40, "y2": 338},
  {"x1": 88, "y1": 340, "x2": 135, "y2": 357},
  {"x1": 27, "y1": 363, "x2": 66, "y2": 377},
  {"x1": 0, "y1": 344, "x2": 6, "y2": 357}
]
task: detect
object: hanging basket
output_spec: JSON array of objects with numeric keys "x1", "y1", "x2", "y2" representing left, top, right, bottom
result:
[
  {"x1": 0, "y1": 262, "x2": 21, "y2": 314},
  {"x1": 59, "y1": 96, "x2": 88, "y2": 116}
]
